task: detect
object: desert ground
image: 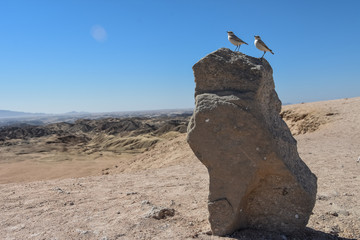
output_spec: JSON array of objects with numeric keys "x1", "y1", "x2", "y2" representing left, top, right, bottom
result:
[{"x1": 0, "y1": 97, "x2": 359, "y2": 239}]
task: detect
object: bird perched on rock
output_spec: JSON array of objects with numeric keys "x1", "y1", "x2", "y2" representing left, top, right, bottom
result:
[
  {"x1": 254, "y1": 35, "x2": 274, "y2": 59},
  {"x1": 227, "y1": 31, "x2": 248, "y2": 52}
]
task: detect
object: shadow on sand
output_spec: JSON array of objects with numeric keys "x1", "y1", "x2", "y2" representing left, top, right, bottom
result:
[{"x1": 226, "y1": 227, "x2": 356, "y2": 240}]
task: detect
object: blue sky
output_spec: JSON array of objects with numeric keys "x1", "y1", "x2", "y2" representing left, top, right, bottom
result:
[{"x1": 0, "y1": 1, "x2": 359, "y2": 113}]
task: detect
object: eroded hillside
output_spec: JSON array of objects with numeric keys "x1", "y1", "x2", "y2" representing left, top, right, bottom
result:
[{"x1": 0, "y1": 116, "x2": 190, "y2": 155}]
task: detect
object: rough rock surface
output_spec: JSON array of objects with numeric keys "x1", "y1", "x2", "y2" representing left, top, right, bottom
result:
[{"x1": 187, "y1": 48, "x2": 317, "y2": 236}]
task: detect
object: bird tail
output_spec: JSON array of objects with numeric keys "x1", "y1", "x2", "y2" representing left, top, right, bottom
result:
[{"x1": 270, "y1": 50, "x2": 274, "y2": 55}]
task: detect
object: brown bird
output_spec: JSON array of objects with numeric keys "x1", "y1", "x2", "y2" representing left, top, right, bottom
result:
[
  {"x1": 227, "y1": 31, "x2": 248, "y2": 52},
  {"x1": 254, "y1": 35, "x2": 274, "y2": 58}
]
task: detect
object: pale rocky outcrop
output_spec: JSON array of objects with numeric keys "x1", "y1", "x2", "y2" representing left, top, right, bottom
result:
[{"x1": 187, "y1": 48, "x2": 317, "y2": 236}]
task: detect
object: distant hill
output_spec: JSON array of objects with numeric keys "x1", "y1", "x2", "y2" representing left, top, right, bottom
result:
[
  {"x1": 0, "y1": 110, "x2": 46, "y2": 118},
  {"x1": 0, "y1": 109, "x2": 194, "y2": 127}
]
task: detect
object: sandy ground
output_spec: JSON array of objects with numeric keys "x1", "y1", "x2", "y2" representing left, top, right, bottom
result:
[
  {"x1": 0, "y1": 151, "x2": 127, "y2": 184},
  {"x1": 0, "y1": 97, "x2": 360, "y2": 239}
]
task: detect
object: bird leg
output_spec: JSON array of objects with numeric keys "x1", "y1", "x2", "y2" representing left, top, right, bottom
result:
[{"x1": 261, "y1": 51, "x2": 266, "y2": 59}]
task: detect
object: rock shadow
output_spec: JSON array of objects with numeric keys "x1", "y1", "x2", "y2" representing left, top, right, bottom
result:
[{"x1": 227, "y1": 227, "x2": 356, "y2": 240}]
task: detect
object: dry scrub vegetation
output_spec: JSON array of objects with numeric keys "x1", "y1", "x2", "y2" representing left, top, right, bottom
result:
[{"x1": 280, "y1": 105, "x2": 338, "y2": 135}]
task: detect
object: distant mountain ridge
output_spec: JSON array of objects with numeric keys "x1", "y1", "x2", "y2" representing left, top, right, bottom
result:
[
  {"x1": 0, "y1": 110, "x2": 46, "y2": 118},
  {"x1": 0, "y1": 109, "x2": 194, "y2": 127}
]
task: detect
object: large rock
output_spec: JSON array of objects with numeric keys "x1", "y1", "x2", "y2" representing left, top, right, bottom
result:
[{"x1": 187, "y1": 48, "x2": 317, "y2": 236}]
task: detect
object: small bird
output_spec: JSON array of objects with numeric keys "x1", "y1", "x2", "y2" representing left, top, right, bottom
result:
[
  {"x1": 254, "y1": 35, "x2": 274, "y2": 59},
  {"x1": 227, "y1": 31, "x2": 248, "y2": 52}
]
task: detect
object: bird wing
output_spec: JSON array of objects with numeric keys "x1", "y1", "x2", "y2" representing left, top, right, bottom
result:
[
  {"x1": 230, "y1": 35, "x2": 248, "y2": 45},
  {"x1": 258, "y1": 39, "x2": 272, "y2": 51}
]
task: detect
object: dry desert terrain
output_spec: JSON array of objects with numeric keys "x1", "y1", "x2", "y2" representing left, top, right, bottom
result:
[{"x1": 0, "y1": 97, "x2": 359, "y2": 239}]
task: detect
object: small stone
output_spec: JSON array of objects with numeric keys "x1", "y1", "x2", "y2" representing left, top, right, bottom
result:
[
  {"x1": 141, "y1": 200, "x2": 150, "y2": 205},
  {"x1": 145, "y1": 206, "x2": 175, "y2": 220},
  {"x1": 330, "y1": 225, "x2": 340, "y2": 235},
  {"x1": 317, "y1": 195, "x2": 330, "y2": 200},
  {"x1": 126, "y1": 192, "x2": 138, "y2": 196},
  {"x1": 54, "y1": 187, "x2": 64, "y2": 193},
  {"x1": 160, "y1": 223, "x2": 170, "y2": 229},
  {"x1": 76, "y1": 229, "x2": 89, "y2": 235},
  {"x1": 327, "y1": 211, "x2": 338, "y2": 217},
  {"x1": 64, "y1": 201, "x2": 74, "y2": 206}
]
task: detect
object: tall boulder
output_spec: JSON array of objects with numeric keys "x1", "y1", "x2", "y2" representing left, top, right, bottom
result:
[{"x1": 187, "y1": 48, "x2": 317, "y2": 236}]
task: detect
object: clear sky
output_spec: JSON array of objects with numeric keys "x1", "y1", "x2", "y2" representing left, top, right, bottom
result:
[{"x1": 1, "y1": 0, "x2": 359, "y2": 114}]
